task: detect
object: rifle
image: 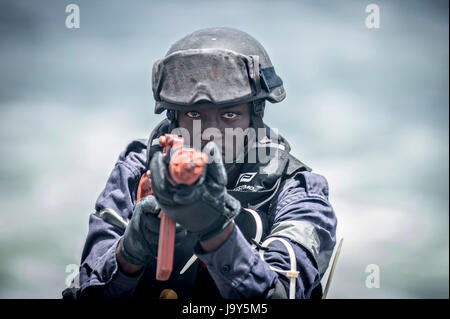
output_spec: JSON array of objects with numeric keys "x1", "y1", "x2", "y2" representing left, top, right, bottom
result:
[{"x1": 136, "y1": 134, "x2": 207, "y2": 281}]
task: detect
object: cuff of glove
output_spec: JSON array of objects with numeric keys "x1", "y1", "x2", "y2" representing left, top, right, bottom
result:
[
  {"x1": 194, "y1": 195, "x2": 242, "y2": 241},
  {"x1": 119, "y1": 237, "x2": 147, "y2": 266},
  {"x1": 196, "y1": 218, "x2": 235, "y2": 242}
]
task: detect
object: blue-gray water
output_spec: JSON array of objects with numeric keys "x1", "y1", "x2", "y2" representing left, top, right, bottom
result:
[{"x1": 0, "y1": 0, "x2": 448, "y2": 298}]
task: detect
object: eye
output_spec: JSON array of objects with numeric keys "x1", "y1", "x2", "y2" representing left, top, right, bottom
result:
[
  {"x1": 186, "y1": 111, "x2": 201, "y2": 119},
  {"x1": 222, "y1": 112, "x2": 239, "y2": 119}
]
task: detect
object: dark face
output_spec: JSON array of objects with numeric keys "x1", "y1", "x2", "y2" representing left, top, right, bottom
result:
[{"x1": 177, "y1": 103, "x2": 251, "y2": 159}]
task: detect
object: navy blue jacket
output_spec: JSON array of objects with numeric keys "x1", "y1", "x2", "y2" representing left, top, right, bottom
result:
[{"x1": 77, "y1": 136, "x2": 337, "y2": 299}]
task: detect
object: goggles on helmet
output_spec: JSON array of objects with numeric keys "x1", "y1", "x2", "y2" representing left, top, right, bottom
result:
[{"x1": 152, "y1": 48, "x2": 282, "y2": 114}]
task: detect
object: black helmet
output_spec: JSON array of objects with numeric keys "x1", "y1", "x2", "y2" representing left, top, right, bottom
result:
[
  {"x1": 148, "y1": 27, "x2": 287, "y2": 172},
  {"x1": 152, "y1": 27, "x2": 285, "y2": 122}
]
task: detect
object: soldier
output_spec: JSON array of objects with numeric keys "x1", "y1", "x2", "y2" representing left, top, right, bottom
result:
[{"x1": 69, "y1": 27, "x2": 337, "y2": 299}]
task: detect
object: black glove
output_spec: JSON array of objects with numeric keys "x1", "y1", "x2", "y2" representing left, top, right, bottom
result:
[
  {"x1": 150, "y1": 141, "x2": 241, "y2": 242},
  {"x1": 119, "y1": 195, "x2": 161, "y2": 266}
]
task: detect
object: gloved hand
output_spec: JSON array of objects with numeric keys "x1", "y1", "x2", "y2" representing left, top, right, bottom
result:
[
  {"x1": 150, "y1": 141, "x2": 241, "y2": 242},
  {"x1": 119, "y1": 195, "x2": 161, "y2": 266}
]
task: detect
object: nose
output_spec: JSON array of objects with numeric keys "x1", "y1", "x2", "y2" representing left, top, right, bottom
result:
[{"x1": 202, "y1": 129, "x2": 222, "y2": 144}]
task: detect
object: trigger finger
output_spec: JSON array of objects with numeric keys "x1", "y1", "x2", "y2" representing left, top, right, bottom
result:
[
  {"x1": 139, "y1": 195, "x2": 161, "y2": 215},
  {"x1": 202, "y1": 142, "x2": 227, "y2": 185}
]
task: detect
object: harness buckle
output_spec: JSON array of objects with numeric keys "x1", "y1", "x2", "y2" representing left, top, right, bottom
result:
[{"x1": 251, "y1": 238, "x2": 268, "y2": 251}]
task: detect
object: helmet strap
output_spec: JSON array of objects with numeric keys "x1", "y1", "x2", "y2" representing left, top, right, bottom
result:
[
  {"x1": 251, "y1": 100, "x2": 266, "y2": 142},
  {"x1": 166, "y1": 109, "x2": 178, "y2": 132}
]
